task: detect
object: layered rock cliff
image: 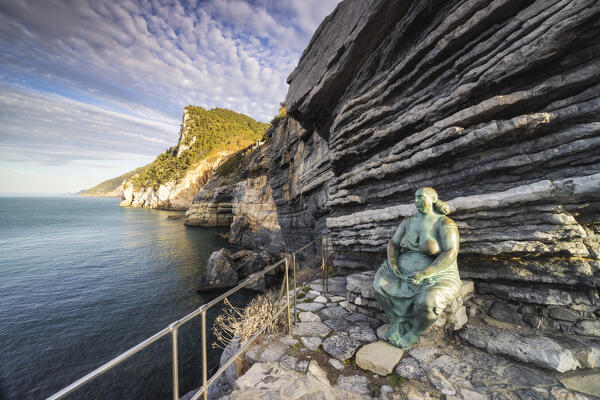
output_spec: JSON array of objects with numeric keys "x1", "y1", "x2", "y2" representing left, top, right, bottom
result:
[
  {"x1": 186, "y1": 140, "x2": 283, "y2": 254},
  {"x1": 120, "y1": 151, "x2": 231, "y2": 210},
  {"x1": 264, "y1": 0, "x2": 600, "y2": 336},
  {"x1": 119, "y1": 106, "x2": 268, "y2": 210}
]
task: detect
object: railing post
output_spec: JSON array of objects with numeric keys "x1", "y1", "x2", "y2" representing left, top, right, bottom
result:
[
  {"x1": 285, "y1": 256, "x2": 291, "y2": 333},
  {"x1": 171, "y1": 326, "x2": 179, "y2": 400},
  {"x1": 321, "y1": 236, "x2": 328, "y2": 295},
  {"x1": 292, "y1": 253, "x2": 297, "y2": 326},
  {"x1": 201, "y1": 309, "x2": 208, "y2": 400}
]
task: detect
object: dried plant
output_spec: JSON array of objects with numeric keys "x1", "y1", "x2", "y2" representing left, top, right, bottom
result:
[{"x1": 212, "y1": 290, "x2": 285, "y2": 349}]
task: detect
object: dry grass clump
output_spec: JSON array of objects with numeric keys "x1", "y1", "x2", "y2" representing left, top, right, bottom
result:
[{"x1": 213, "y1": 290, "x2": 285, "y2": 349}]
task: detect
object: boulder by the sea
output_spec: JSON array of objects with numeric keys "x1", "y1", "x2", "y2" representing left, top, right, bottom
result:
[{"x1": 197, "y1": 249, "x2": 238, "y2": 292}]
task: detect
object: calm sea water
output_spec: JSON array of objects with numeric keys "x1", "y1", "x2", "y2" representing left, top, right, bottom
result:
[{"x1": 0, "y1": 196, "x2": 253, "y2": 400}]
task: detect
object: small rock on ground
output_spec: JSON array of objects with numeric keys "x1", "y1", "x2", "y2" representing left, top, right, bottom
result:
[
  {"x1": 320, "y1": 306, "x2": 349, "y2": 320},
  {"x1": 322, "y1": 334, "x2": 361, "y2": 361},
  {"x1": 279, "y1": 354, "x2": 298, "y2": 370},
  {"x1": 301, "y1": 336, "x2": 323, "y2": 351},
  {"x1": 337, "y1": 374, "x2": 370, "y2": 395},
  {"x1": 280, "y1": 336, "x2": 298, "y2": 346},
  {"x1": 297, "y1": 302, "x2": 326, "y2": 312},
  {"x1": 291, "y1": 321, "x2": 331, "y2": 337},
  {"x1": 421, "y1": 364, "x2": 456, "y2": 396},
  {"x1": 329, "y1": 358, "x2": 344, "y2": 371},
  {"x1": 299, "y1": 311, "x2": 321, "y2": 322},
  {"x1": 296, "y1": 360, "x2": 309, "y2": 373},
  {"x1": 324, "y1": 318, "x2": 351, "y2": 331},
  {"x1": 376, "y1": 324, "x2": 390, "y2": 340},
  {"x1": 395, "y1": 357, "x2": 425, "y2": 381},
  {"x1": 355, "y1": 341, "x2": 403, "y2": 376},
  {"x1": 349, "y1": 325, "x2": 378, "y2": 343}
]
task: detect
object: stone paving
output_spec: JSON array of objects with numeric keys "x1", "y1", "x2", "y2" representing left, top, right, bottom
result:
[{"x1": 219, "y1": 276, "x2": 597, "y2": 400}]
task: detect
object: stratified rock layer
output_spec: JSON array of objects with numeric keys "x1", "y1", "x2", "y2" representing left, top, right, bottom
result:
[
  {"x1": 269, "y1": 0, "x2": 599, "y2": 330},
  {"x1": 186, "y1": 142, "x2": 283, "y2": 254}
]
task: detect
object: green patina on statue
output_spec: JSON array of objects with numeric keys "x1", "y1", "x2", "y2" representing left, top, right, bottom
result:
[{"x1": 373, "y1": 187, "x2": 462, "y2": 348}]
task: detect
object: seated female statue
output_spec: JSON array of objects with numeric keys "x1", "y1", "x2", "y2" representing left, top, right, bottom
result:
[{"x1": 373, "y1": 187, "x2": 461, "y2": 348}]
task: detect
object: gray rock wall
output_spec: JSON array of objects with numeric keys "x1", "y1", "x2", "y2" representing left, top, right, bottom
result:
[
  {"x1": 185, "y1": 186, "x2": 233, "y2": 226},
  {"x1": 271, "y1": 0, "x2": 600, "y2": 326},
  {"x1": 186, "y1": 142, "x2": 284, "y2": 255},
  {"x1": 230, "y1": 142, "x2": 283, "y2": 255}
]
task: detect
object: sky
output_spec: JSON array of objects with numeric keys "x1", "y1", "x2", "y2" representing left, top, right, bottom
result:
[{"x1": 0, "y1": 0, "x2": 341, "y2": 194}]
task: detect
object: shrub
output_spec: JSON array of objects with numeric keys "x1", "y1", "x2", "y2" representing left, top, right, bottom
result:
[{"x1": 212, "y1": 290, "x2": 285, "y2": 349}]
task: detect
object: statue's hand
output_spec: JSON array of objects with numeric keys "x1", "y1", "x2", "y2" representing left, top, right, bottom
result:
[{"x1": 412, "y1": 270, "x2": 431, "y2": 284}]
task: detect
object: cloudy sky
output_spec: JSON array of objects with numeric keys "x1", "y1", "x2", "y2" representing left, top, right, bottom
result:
[{"x1": 0, "y1": 0, "x2": 340, "y2": 194}]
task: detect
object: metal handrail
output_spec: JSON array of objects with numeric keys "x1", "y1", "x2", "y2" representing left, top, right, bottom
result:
[{"x1": 47, "y1": 241, "x2": 314, "y2": 400}]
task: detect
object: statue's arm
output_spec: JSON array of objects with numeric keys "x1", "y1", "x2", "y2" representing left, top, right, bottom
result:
[
  {"x1": 414, "y1": 218, "x2": 459, "y2": 281},
  {"x1": 387, "y1": 219, "x2": 406, "y2": 271}
]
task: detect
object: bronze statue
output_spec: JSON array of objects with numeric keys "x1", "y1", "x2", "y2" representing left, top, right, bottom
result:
[{"x1": 373, "y1": 187, "x2": 461, "y2": 348}]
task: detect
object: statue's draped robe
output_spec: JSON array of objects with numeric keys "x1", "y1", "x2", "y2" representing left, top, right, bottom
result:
[{"x1": 373, "y1": 214, "x2": 461, "y2": 348}]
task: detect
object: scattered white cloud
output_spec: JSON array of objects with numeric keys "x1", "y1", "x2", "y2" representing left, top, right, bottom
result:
[{"x1": 0, "y1": 0, "x2": 341, "y2": 192}]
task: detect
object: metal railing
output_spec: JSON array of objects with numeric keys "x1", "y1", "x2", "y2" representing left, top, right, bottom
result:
[{"x1": 47, "y1": 242, "x2": 314, "y2": 400}]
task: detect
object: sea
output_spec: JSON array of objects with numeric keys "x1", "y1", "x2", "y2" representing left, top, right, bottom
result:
[{"x1": 0, "y1": 196, "x2": 254, "y2": 400}]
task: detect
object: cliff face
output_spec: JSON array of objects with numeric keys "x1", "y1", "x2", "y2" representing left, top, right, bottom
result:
[
  {"x1": 186, "y1": 141, "x2": 283, "y2": 254},
  {"x1": 267, "y1": 0, "x2": 600, "y2": 334},
  {"x1": 119, "y1": 106, "x2": 267, "y2": 210},
  {"x1": 119, "y1": 152, "x2": 231, "y2": 210}
]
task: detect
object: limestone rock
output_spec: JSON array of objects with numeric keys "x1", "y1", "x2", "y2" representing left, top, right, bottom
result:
[
  {"x1": 459, "y1": 325, "x2": 600, "y2": 372},
  {"x1": 421, "y1": 364, "x2": 456, "y2": 396},
  {"x1": 307, "y1": 360, "x2": 330, "y2": 387},
  {"x1": 323, "y1": 318, "x2": 350, "y2": 331},
  {"x1": 296, "y1": 360, "x2": 309, "y2": 373},
  {"x1": 355, "y1": 341, "x2": 403, "y2": 376},
  {"x1": 299, "y1": 311, "x2": 321, "y2": 322},
  {"x1": 547, "y1": 307, "x2": 580, "y2": 322},
  {"x1": 348, "y1": 325, "x2": 377, "y2": 343},
  {"x1": 328, "y1": 358, "x2": 344, "y2": 371},
  {"x1": 301, "y1": 336, "x2": 323, "y2": 352},
  {"x1": 376, "y1": 324, "x2": 390, "y2": 341},
  {"x1": 320, "y1": 306, "x2": 349, "y2": 320},
  {"x1": 559, "y1": 371, "x2": 600, "y2": 398},
  {"x1": 197, "y1": 249, "x2": 238, "y2": 291},
  {"x1": 121, "y1": 151, "x2": 233, "y2": 211},
  {"x1": 322, "y1": 334, "x2": 361, "y2": 361},
  {"x1": 279, "y1": 354, "x2": 298, "y2": 370},
  {"x1": 314, "y1": 295, "x2": 328, "y2": 303},
  {"x1": 394, "y1": 357, "x2": 425, "y2": 382},
  {"x1": 346, "y1": 272, "x2": 376, "y2": 299},
  {"x1": 573, "y1": 320, "x2": 600, "y2": 337},
  {"x1": 297, "y1": 302, "x2": 326, "y2": 312},
  {"x1": 291, "y1": 321, "x2": 331, "y2": 338},
  {"x1": 336, "y1": 375, "x2": 370, "y2": 395}
]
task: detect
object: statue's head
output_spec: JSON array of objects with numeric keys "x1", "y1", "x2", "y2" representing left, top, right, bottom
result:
[{"x1": 415, "y1": 187, "x2": 450, "y2": 215}]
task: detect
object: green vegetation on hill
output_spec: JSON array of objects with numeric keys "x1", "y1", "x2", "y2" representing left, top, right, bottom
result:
[
  {"x1": 131, "y1": 106, "x2": 269, "y2": 191},
  {"x1": 82, "y1": 165, "x2": 148, "y2": 196}
]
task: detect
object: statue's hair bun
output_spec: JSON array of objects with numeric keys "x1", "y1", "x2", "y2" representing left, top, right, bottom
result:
[{"x1": 434, "y1": 200, "x2": 451, "y2": 215}]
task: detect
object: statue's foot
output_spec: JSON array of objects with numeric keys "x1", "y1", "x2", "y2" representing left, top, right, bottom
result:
[
  {"x1": 385, "y1": 322, "x2": 419, "y2": 348},
  {"x1": 387, "y1": 329, "x2": 419, "y2": 348}
]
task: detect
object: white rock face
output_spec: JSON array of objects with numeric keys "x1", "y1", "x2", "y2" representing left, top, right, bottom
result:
[{"x1": 120, "y1": 151, "x2": 232, "y2": 210}]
